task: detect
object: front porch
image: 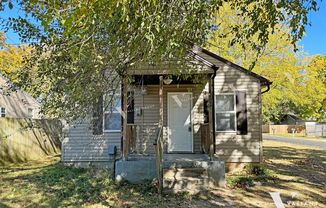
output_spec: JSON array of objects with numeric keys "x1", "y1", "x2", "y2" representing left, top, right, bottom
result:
[
  {"x1": 116, "y1": 71, "x2": 225, "y2": 191},
  {"x1": 125, "y1": 123, "x2": 211, "y2": 156},
  {"x1": 122, "y1": 73, "x2": 216, "y2": 157}
]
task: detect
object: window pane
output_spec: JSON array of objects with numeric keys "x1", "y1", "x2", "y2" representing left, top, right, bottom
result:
[
  {"x1": 104, "y1": 95, "x2": 121, "y2": 111},
  {"x1": 216, "y1": 113, "x2": 235, "y2": 131},
  {"x1": 104, "y1": 112, "x2": 121, "y2": 131},
  {"x1": 215, "y1": 95, "x2": 234, "y2": 111}
]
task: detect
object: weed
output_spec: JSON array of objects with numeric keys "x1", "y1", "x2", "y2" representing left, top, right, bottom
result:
[
  {"x1": 227, "y1": 164, "x2": 277, "y2": 188},
  {"x1": 245, "y1": 164, "x2": 274, "y2": 178},
  {"x1": 227, "y1": 176, "x2": 254, "y2": 188}
]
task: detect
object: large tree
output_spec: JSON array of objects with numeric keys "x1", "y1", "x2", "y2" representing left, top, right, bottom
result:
[
  {"x1": 0, "y1": 0, "x2": 320, "y2": 121},
  {"x1": 208, "y1": 3, "x2": 326, "y2": 123},
  {"x1": 0, "y1": 32, "x2": 31, "y2": 81}
]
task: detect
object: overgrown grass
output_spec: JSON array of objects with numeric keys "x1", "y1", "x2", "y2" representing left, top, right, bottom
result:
[
  {"x1": 0, "y1": 157, "x2": 210, "y2": 207},
  {"x1": 226, "y1": 164, "x2": 277, "y2": 189}
]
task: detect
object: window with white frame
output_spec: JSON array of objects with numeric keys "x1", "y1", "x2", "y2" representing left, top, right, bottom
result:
[
  {"x1": 1, "y1": 107, "x2": 5, "y2": 117},
  {"x1": 103, "y1": 94, "x2": 121, "y2": 132},
  {"x1": 215, "y1": 94, "x2": 236, "y2": 131}
]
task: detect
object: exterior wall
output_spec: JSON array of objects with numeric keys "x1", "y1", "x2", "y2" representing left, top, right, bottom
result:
[
  {"x1": 0, "y1": 76, "x2": 41, "y2": 119},
  {"x1": 213, "y1": 65, "x2": 262, "y2": 162},
  {"x1": 62, "y1": 60, "x2": 264, "y2": 164},
  {"x1": 61, "y1": 118, "x2": 121, "y2": 164},
  {"x1": 133, "y1": 84, "x2": 206, "y2": 154}
]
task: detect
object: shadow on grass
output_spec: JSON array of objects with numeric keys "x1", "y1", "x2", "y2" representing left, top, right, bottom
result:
[
  {"x1": 240, "y1": 145, "x2": 326, "y2": 207},
  {"x1": 1, "y1": 161, "x2": 116, "y2": 207},
  {"x1": 264, "y1": 146, "x2": 326, "y2": 184},
  {"x1": 1, "y1": 145, "x2": 325, "y2": 208},
  {"x1": 1, "y1": 160, "x2": 233, "y2": 207}
]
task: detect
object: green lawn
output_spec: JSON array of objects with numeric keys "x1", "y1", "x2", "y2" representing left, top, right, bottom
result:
[{"x1": 1, "y1": 140, "x2": 325, "y2": 208}]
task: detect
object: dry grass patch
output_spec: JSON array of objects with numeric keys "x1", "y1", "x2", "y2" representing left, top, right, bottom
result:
[
  {"x1": 0, "y1": 140, "x2": 325, "y2": 207},
  {"x1": 220, "y1": 140, "x2": 326, "y2": 207}
]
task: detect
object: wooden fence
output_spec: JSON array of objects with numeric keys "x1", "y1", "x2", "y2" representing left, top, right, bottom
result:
[
  {"x1": 0, "y1": 118, "x2": 62, "y2": 164},
  {"x1": 262, "y1": 125, "x2": 305, "y2": 135}
]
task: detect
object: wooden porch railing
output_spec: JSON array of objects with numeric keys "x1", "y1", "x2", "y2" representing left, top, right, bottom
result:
[
  {"x1": 153, "y1": 125, "x2": 163, "y2": 194},
  {"x1": 126, "y1": 124, "x2": 137, "y2": 154},
  {"x1": 200, "y1": 123, "x2": 210, "y2": 154}
]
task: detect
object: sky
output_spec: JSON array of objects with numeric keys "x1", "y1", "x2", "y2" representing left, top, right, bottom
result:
[
  {"x1": 299, "y1": 1, "x2": 326, "y2": 56},
  {"x1": 1, "y1": 2, "x2": 326, "y2": 56}
]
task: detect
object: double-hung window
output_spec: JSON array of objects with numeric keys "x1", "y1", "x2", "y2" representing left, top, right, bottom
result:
[
  {"x1": 215, "y1": 94, "x2": 236, "y2": 132},
  {"x1": 0, "y1": 107, "x2": 5, "y2": 117},
  {"x1": 103, "y1": 94, "x2": 121, "y2": 132}
]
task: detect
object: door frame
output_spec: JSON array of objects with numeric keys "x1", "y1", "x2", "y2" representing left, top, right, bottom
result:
[{"x1": 167, "y1": 92, "x2": 194, "y2": 153}]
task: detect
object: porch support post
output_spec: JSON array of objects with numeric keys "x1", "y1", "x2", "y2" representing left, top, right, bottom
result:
[
  {"x1": 122, "y1": 75, "x2": 128, "y2": 160},
  {"x1": 208, "y1": 68, "x2": 218, "y2": 159},
  {"x1": 208, "y1": 78, "x2": 214, "y2": 158},
  {"x1": 159, "y1": 76, "x2": 163, "y2": 127}
]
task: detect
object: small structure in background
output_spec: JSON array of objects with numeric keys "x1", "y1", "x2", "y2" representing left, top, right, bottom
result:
[{"x1": 0, "y1": 74, "x2": 41, "y2": 119}]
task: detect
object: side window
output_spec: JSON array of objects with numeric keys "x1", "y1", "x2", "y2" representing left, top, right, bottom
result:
[
  {"x1": 104, "y1": 94, "x2": 121, "y2": 132},
  {"x1": 1, "y1": 107, "x2": 5, "y2": 117},
  {"x1": 215, "y1": 94, "x2": 236, "y2": 131}
]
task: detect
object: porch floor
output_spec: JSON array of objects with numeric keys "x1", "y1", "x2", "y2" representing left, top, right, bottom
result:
[
  {"x1": 163, "y1": 154, "x2": 210, "y2": 162},
  {"x1": 126, "y1": 153, "x2": 218, "y2": 168},
  {"x1": 126, "y1": 153, "x2": 210, "y2": 161}
]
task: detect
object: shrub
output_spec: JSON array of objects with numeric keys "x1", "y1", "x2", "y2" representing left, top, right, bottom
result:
[
  {"x1": 227, "y1": 176, "x2": 254, "y2": 188},
  {"x1": 227, "y1": 164, "x2": 277, "y2": 189},
  {"x1": 246, "y1": 164, "x2": 269, "y2": 176}
]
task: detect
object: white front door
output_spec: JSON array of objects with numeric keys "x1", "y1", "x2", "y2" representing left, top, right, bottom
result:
[{"x1": 167, "y1": 92, "x2": 193, "y2": 152}]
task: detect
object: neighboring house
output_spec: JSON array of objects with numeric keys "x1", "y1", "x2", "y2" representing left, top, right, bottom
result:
[
  {"x1": 0, "y1": 74, "x2": 41, "y2": 119},
  {"x1": 62, "y1": 46, "x2": 271, "y2": 185},
  {"x1": 279, "y1": 113, "x2": 303, "y2": 125}
]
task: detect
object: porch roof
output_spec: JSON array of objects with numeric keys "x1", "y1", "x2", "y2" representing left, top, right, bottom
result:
[{"x1": 126, "y1": 45, "x2": 272, "y2": 87}]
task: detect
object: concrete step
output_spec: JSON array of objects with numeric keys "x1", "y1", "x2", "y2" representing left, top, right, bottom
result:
[
  {"x1": 163, "y1": 176, "x2": 212, "y2": 194},
  {"x1": 163, "y1": 166, "x2": 212, "y2": 193},
  {"x1": 163, "y1": 160, "x2": 214, "y2": 169},
  {"x1": 164, "y1": 167, "x2": 208, "y2": 179}
]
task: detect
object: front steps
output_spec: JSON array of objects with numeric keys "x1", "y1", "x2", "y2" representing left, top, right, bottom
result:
[
  {"x1": 115, "y1": 154, "x2": 225, "y2": 193},
  {"x1": 163, "y1": 160, "x2": 225, "y2": 194},
  {"x1": 163, "y1": 167, "x2": 211, "y2": 194}
]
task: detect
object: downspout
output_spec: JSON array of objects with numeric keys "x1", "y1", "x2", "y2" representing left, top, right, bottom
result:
[
  {"x1": 259, "y1": 81, "x2": 271, "y2": 163},
  {"x1": 210, "y1": 66, "x2": 219, "y2": 160},
  {"x1": 261, "y1": 82, "x2": 272, "y2": 94}
]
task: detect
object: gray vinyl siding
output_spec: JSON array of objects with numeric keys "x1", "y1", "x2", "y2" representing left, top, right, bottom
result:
[
  {"x1": 133, "y1": 84, "x2": 205, "y2": 154},
  {"x1": 62, "y1": 58, "x2": 263, "y2": 163},
  {"x1": 61, "y1": 119, "x2": 121, "y2": 162}
]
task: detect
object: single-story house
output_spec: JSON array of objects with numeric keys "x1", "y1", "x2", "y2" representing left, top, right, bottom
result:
[
  {"x1": 61, "y1": 46, "x2": 271, "y2": 187},
  {"x1": 0, "y1": 74, "x2": 41, "y2": 119}
]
